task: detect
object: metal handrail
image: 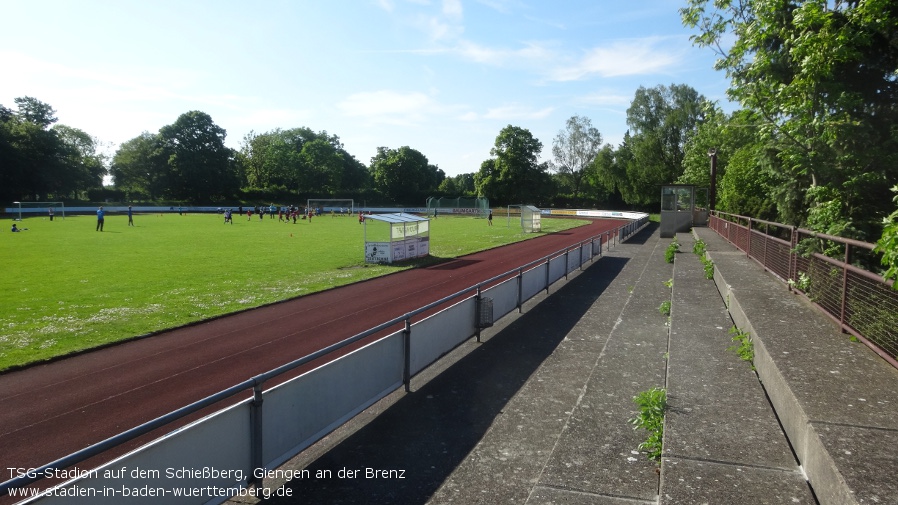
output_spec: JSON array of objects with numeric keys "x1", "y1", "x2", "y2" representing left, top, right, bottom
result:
[{"x1": 708, "y1": 210, "x2": 897, "y2": 369}]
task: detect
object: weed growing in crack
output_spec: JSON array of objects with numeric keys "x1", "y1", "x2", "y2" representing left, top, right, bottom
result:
[
  {"x1": 629, "y1": 387, "x2": 667, "y2": 462},
  {"x1": 728, "y1": 325, "x2": 754, "y2": 369}
]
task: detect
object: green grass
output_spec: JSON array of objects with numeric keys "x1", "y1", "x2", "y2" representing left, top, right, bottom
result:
[{"x1": 0, "y1": 213, "x2": 588, "y2": 371}]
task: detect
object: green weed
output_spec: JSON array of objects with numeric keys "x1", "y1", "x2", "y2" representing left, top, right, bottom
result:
[
  {"x1": 629, "y1": 387, "x2": 667, "y2": 462},
  {"x1": 659, "y1": 300, "x2": 671, "y2": 316},
  {"x1": 700, "y1": 256, "x2": 715, "y2": 279},
  {"x1": 693, "y1": 238, "x2": 706, "y2": 256},
  {"x1": 728, "y1": 326, "x2": 754, "y2": 368},
  {"x1": 665, "y1": 238, "x2": 679, "y2": 263}
]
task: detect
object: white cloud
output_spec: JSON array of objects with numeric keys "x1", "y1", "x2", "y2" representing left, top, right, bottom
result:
[
  {"x1": 483, "y1": 104, "x2": 554, "y2": 120},
  {"x1": 337, "y1": 90, "x2": 438, "y2": 125},
  {"x1": 549, "y1": 37, "x2": 684, "y2": 81},
  {"x1": 373, "y1": 0, "x2": 395, "y2": 12},
  {"x1": 454, "y1": 39, "x2": 556, "y2": 66},
  {"x1": 577, "y1": 92, "x2": 632, "y2": 107},
  {"x1": 442, "y1": 0, "x2": 463, "y2": 20}
]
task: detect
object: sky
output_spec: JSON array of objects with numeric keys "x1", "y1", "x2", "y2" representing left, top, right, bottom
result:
[{"x1": 0, "y1": 0, "x2": 734, "y2": 178}]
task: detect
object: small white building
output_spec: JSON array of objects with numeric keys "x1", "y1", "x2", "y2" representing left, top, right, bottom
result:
[{"x1": 363, "y1": 213, "x2": 431, "y2": 263}]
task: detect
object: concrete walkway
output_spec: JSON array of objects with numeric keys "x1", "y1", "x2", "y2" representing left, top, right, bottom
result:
[
  {"x1": 694, "y1": 227, "x2": 898, "y2": 505},
  {"x1": 244, "y1": 223, "x2": 898, "y2": 504}
]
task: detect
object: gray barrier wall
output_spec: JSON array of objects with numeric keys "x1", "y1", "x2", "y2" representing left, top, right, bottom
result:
[
  {"x1": 16, "y1": 217, "x2": 647, "y2": 504},
  {"x1": 410, "y1": 298, "x2": 477, "y2": 376}
]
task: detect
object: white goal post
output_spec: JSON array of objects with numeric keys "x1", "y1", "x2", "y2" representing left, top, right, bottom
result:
[
  {"x1": 13, "y1": 201, "x2": 65, "y2": 221},
  {"x1": 306, "y1": 199, "x2": 354, "y2": 215}
]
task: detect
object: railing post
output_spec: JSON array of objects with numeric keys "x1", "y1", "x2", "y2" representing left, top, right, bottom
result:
[
  {"x1": 517, "y1": 268, "x2": 524, "y2": 313},
  {"x1": 475, "y1": 286, "x2": 483, "y2": 341},
  {"x1": 565, "y1": 250, "x2": 570, "y2": 280},
  {"x1": 841, "y1": 244, "x2": 850, "y2": 330},
  {"x1": 249, "y1": 380, "x2": 264, "y2": 488},
  {"x1": 789, "y1": 226, "x2": 798, "y2": 286},
  {"x1": 402, "y1": 316, "x2": 412, "y2": 392},
  {"x1": 545, "y1": 257, "x2": 551, "y2": 294}
]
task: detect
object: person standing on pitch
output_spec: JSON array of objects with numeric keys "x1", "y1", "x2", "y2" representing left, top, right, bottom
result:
[
  {"x1": 488, "y1": 210, "x2": 493, "y2": 226},
  {"x1": 96, "y1": 206, "x2": 105, "y2": 231},
  {"x1": 128, "y1": 205, "x2": 134, "y2": 226}
]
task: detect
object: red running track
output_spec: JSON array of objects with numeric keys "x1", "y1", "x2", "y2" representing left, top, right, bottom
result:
[{"x1": 0, "y1": 219, "x2": 625, "y2": 497}]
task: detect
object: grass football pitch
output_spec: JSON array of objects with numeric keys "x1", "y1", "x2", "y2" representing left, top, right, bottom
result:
[{"x1": 0, "y1": 212, "x2": 588, "y2": 371}]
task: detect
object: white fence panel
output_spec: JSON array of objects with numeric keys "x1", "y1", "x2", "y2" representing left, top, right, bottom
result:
[
  {"x1": 548, "y1": 255, "x2": 566, "y2": 285},
  {"x1": 483, "y1": 277, "x2": 519, "y2": 321},
  {"x1": 261, "y1": 333, "x2": 404, "y2": 470},
  {"x1": 580, "y1": 244, "x2": 591, "y2": 266},
  {"x1": 24, "y1": 402, "x2": 253, "y2": 504},
  {"x1": 410, "y1": 297, "x2": 477, "y2": 376},
  {"x1": 520, "y1": 264, "x2": 547, "y2": 302},
  {"x1": 565, "y1": 251, "x2": 578, "y2": 275}
]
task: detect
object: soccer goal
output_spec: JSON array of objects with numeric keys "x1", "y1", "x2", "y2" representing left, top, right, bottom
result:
[
  {"x1": 13, "y1": 201, "x2": 65, "y2": 221},
  {"x1": 506, "y1": 204, "x2": 541, "y2": 232},
  {"x1": 425, "y1": 196, "x2": 489, "y2": 217},
  {"x1": 307, "y1": 198, "x2": 354, "y2": 215}
]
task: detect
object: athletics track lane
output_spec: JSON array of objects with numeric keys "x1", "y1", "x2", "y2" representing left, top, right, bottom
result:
[{"x1": 0, "y1": 218, "x2": 625, "y2": 499}]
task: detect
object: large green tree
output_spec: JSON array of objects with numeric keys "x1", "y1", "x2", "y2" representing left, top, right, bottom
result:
[
  {"x1": 678, "y1": 107, "x2": 780, "y2": 219},
  {"x1": 52, "y1": 124, "x2": 107, "y2": 198},
  {"x1": 370, "y1": 146, "x2": 444, "y2": 203},
  {"x1": 551, "y1": 115, "x2": 604, "y2": 201},
  {"x1": 682, "y1": 0, "x2": 898, "y2": 239},
  {"x1": 0, "y1": 97, "x2": 105, "y2": 201},
  {"x1": 620, "y1": 84, "x2": 707, "y2": 205},
  {"x1": 110, "y1": 132, "x2": 165, "y2": 200},
  {"x1": 157, "y1": 111, "x2": 237, "y2": 201},
  {"x1": 239, "y1": 127, "x2": 365, "y2": 195},
  {"x1": 475, "y1": 125, "x2": 553, "y2": 206}
]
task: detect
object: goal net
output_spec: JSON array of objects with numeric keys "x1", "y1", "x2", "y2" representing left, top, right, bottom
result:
[
  {"x1": 425, "y1": 196, "x2": 489, "y2": 216},
  {"x1": 14, "y1": 201, "x2": 65, "y2": 221},
  {"x1": 306, "y1": 199, "x2": 354, "y2": 215},
  {"x1": 506, "y1": 204, "x2": 541, "y2": 232}
]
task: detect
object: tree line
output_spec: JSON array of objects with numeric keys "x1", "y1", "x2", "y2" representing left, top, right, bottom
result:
[
  {"x1": 3, "y1": 1, "x2": 898, "y2": 282},
  {"x1": 0, "y1": 86, "x2": 705, "y2": 211}
]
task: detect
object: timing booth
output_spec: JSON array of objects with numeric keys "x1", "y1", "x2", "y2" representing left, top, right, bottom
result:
[
  {"x1": 364, "y1": 213, "x2": 431, "y2": 263},
  {"x1": 660, "y1": 185, "x2": 709, "y2": 238}
]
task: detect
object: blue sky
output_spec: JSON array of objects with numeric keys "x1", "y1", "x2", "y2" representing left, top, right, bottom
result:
[{"x1": 1, "y1": 0, "x2": 732, "y2": 177}]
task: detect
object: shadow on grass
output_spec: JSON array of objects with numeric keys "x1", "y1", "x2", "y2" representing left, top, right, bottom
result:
[{"x1": 261, "y1": 254, "x2": 631, "y2": 505}]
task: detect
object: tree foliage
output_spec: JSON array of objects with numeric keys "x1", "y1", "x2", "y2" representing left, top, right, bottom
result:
[
  {"x1": 682, "y1": 0, "x2": 898, "y2": 239},
  {"x1": 157, "y1": 111, "x2": 237, "y2": 202},
  {"x1": 551, "y1": 115, "x2": 603, "y2": 201},
  {"x1": 369, "y1": 146, "x2": 444, "y2": 203},
  {"x1": 238, "y1": 128, "x2": 368, "y2": 197},
  {"x1": 0, "y1": 97, "x2": 105, "y2": 202},
  {"x1": 876, "y1": 186, "x2": 898, "y2": 288},
  {"x1": 475, "y1": 125, "x2": 553, "y2": 206},
  {"x1": 621, "y1": 84, "x2": 707, "y2": 205},
  {"x1": 110, "y1": 132, "x2": 165, "y2": 199}
]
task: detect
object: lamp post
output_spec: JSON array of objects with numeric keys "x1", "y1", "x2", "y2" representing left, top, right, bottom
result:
[{"x1": 707, "y1": 149, "x2": 717, "y2": 211}]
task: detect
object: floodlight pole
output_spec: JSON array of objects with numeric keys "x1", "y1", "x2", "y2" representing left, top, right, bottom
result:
[{"x1": 708, "y1": 148, "x2": 718, "y2": 211}]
